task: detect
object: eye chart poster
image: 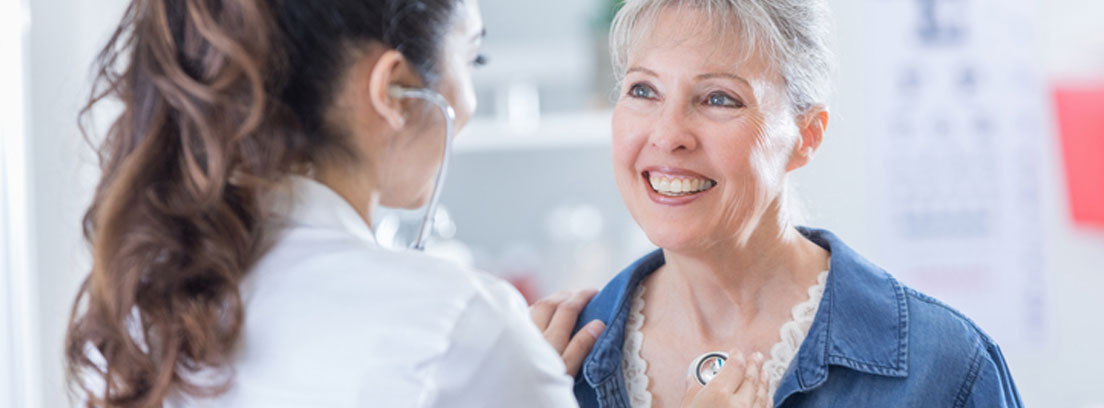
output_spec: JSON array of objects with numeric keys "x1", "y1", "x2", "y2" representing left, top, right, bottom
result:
[{"x1": 865, "y1": 0, "x2": 1048, "y2": 348}]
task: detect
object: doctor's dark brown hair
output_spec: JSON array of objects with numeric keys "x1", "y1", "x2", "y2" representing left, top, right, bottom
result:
[{"x1": 65, "y1": 0, "x2": 460, "y2": 406}]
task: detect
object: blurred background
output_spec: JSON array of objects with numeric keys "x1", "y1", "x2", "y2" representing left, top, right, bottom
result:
[{"x1": 2, "y1": 0, "x2": 1102, "y2": 406}]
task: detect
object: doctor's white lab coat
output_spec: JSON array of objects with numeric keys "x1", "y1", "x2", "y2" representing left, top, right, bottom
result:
[{"x1": 166, "y1": 176, "x2": 578, "y2": 407}]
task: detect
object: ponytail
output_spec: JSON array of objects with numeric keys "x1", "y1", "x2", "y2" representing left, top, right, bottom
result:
[{"x1": 65, "y1": 0, "x2": 459, "y2": 406}]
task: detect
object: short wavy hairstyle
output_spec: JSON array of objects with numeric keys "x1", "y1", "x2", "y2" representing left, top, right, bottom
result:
[{"x1": 610, "y1": 0, "x2": 836, "y2": 116}]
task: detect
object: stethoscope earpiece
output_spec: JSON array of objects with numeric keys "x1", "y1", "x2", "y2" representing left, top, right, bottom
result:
[{"x1": 389, "y1": 84, "x2": 414, "y2": 100}]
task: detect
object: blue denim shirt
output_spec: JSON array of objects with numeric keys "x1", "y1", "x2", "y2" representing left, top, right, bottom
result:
[{"x1": 572, "y1": 227, "x2": 1023, "y2": 407}]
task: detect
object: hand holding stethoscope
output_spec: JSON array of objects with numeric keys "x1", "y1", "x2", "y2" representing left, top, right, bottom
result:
[
  {"x1": 682, "y1": 350, "x2": 772, "y2": 408},
  {"x1": 530, "y1": 289, "x2": 770, "y2": 407}
]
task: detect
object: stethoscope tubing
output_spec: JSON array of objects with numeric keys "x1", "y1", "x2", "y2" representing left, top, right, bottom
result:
[{"x1": 390, "y1": 86, "x2": 457, "y2": 251}]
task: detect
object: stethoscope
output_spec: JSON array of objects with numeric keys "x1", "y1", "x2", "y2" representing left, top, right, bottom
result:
[
  {"x1": 389, "y1": 85, "x2": 456, "y2": 251},
  {"x1": 689, "y1": 351, "x2": 729, "y2": 386}
]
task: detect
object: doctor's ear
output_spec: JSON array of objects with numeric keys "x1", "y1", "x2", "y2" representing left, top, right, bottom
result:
[{"x1": 366, "y1": 49, "x2": 418, "y2": 130}]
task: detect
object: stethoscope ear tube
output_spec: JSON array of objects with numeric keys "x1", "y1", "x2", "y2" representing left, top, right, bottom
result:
[{"x1": 389, "y1": 85, "x2": 457, "y2": 251}]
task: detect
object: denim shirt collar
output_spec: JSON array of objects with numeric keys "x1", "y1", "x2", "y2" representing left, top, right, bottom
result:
[
  {"x1": 580, "y1": 249, "x2": 664, "y2": 386},
  {"x1": 779, "y1": 227, "x2": 910, "y2": 399},
  {"x1": 578, "y1": 227, "x2": 910, "y2": 402}
]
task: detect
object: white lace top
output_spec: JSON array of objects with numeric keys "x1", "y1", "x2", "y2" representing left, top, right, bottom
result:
[{"x1": 621, "y1": 269, "x2": 830, "y2": 407}]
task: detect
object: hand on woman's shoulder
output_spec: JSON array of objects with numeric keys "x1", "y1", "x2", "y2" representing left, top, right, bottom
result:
[{"x1": 413, "y1": 260, "x2": 581, "y2": 408}]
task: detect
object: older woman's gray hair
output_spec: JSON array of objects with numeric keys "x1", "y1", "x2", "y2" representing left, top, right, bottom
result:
[{"x1": 610, "y1": 0, "x2": 836, "y2": 117}]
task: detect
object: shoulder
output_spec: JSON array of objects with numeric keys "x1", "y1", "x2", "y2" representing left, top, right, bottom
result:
[
  {"x1": 575, "y1": 249, "x2": 664, "y2": 333},
  {"x1": 253, "y1": 230, "x2": 489, "y2": 308},
  {"x1": 576, "y1": 267, "x2": 633, "y2": 327},
  {"x1": 236, "y1": 236, "x2": 559, "y2": 398},
  {"x1": 899, "y1": 286, "x2": 1022, "y2": 406},
  {"x1": 243, "y1": 231, "x2": 525, "y2": 358},
  {"x1": 415, "y1": 261, "x2": 576, "y2": 406},
  {"x1": 256, "y1": 220, "x2": 540, "y2": 326},
  {"x1": 905, "y1": 284, "x2": 1002, "y2": 357},
  {"x1": 802, "y1": 226, "x2": 1000, "y2": 363},
  {"x1": 800, "y1": 227, "x2": 1020, "y2": 404},
  {"x1": 426, "y1": 274, "x2": 576, "y2": 407}
]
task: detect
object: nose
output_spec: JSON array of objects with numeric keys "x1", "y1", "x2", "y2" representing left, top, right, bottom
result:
[{"x1": 649, "y1": 104, "x2": 698, "y2": 153}]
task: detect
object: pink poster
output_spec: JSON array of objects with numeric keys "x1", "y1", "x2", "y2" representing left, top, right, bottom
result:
[{"x1": 1054, "y1": 84, "x2": 1104, "y2": 228}]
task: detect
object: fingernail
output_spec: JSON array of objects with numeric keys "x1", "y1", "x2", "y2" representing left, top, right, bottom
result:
[
  {"x1": 752, "y1": 352, "x2": 765, "y2": 363},
  {"x1": 585, "y1": 320, "x2": 606, "y2": 338}
]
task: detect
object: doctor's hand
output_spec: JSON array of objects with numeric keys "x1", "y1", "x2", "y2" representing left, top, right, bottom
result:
[
  {"x1": 682, "y1": 350, "x2": 771, "y2": 408},
  {"x1": 530, "y1": 289, "x2": 605, "y2": 378}
]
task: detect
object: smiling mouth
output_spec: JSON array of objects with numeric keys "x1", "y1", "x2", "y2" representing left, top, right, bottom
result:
[{"x1": 643, "y1": 171, "x2": 717, "y2": 197}]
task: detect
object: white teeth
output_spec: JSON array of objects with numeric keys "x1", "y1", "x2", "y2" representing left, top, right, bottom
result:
[{"x1": 646, "y1": 173, "x2": 716, "y2": 196}]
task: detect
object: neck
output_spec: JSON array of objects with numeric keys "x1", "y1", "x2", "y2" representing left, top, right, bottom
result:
[
  {"x1": 313, "y1": 164, "x2": 381, "y2": 228},
  {"x1": 658, "y1": 213, "x2": 829, "y2": 340}
]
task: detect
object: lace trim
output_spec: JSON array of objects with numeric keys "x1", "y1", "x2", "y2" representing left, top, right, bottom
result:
[
  {"x1": 621, "y1": 268, "x2": 830, "y2": 407},
  {"x1": 761, "y1": 270, "x2": 829, "y2": 397},
  {"x1": 621, "y1": 283, "x2": 653, "y2": 407}
]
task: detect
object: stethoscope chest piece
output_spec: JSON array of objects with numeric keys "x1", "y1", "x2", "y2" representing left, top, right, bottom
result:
[{"x1": 688, "y1": 351, "x2": 728, "y2": 386}]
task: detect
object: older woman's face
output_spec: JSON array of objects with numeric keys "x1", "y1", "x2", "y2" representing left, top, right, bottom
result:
[{"x1": 611, "y1": 6, "x2": 799, "y2": 251}]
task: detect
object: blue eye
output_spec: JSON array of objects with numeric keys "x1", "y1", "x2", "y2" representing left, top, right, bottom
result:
[
  {"x1": 629, "y1": 84, "x2": 657, "y2": 99},
  {"x1": 473, "y1": 54, "x2": 488, "y2": 67},
  {"x1": 705, "y1": 92, "x2": 742, "y2": 108}
]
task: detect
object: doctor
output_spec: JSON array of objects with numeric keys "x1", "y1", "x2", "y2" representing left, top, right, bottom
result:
[
  {"x1": 64, "y1": 0, "x2": 599, "y2": 405},
  {"x1": 64, "y1": 0, "x2": 764, "y2": 406}
]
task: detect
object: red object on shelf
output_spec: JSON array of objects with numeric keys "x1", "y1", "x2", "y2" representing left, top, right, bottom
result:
[{"x1": 1054, "y1": 84, "x2": 1104, "y2": 228}]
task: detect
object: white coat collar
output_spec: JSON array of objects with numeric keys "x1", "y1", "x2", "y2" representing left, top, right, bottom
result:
[{"x1": 269, "y1": 175, "x2": 378, "y2": 246}]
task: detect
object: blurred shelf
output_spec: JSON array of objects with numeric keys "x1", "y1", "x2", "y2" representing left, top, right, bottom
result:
[
  {"x1": 454, "y1": 110, "x2": 613, "y2": 153},
  {"x1": 472, "y1": 42, "x2": 593, "y2": 86}
]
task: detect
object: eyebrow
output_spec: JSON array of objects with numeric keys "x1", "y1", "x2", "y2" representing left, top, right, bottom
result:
[
  {"x1": 696, "y1": 72, "x2": 751, "y2": 87},
  {"x1": 626, "y1": 67, "x2": 658, "y2": 77},
  {"x1": 626, "y1": 66, "x2": 751, "y2": 87}
]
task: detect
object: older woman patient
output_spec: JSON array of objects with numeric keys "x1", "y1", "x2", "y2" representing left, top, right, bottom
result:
[{"x1": 567, "y1": 0, "x2": 1023, "y2": 407}]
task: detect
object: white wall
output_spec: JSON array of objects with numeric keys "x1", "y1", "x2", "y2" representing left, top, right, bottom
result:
[
  {"x1": 1021, "y1": 1, "x2": 1104, "y2": 403},
  {"x1": 26, "y1": 0, "x2": 125, "y2": 406},
  {"x1": 2, "y1": 0, "x2": 39, "y2": 406}
]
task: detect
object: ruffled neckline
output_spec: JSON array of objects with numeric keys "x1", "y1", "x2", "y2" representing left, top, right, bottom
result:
[{"x1": 620, "y1": 267, "x2": 830, "y2": 407}]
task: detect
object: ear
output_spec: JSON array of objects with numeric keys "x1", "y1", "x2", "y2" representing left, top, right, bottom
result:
[
  {"x1": 786, "y1": 106, "x2": 829, "y2": 172},
  {"x1": 366, "y1": 49, "x2": 416, "y2": 130}
]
